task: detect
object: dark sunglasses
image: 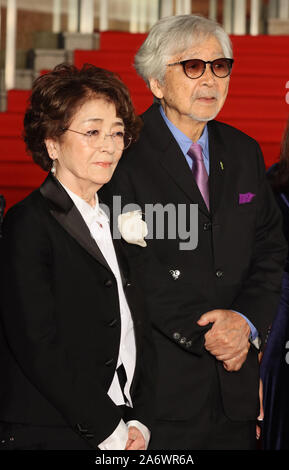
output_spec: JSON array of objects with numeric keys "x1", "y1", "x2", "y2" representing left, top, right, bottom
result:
[{"x1": 167, "y1": 58, "x2": 234, "y2": 79}]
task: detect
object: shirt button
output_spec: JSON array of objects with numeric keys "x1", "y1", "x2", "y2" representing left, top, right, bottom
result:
[{"x1": 215, "y1": 270, "x2": 224, "y2": 278}]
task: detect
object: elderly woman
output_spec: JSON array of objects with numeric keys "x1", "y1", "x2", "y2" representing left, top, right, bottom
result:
[{"x1": 0, "y1": 64, "x2": 154, "y2": 450}]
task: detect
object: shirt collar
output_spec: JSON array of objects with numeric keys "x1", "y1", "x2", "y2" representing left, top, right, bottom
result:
[
  {"x1": 159, "y1": 105, "x2": 209, "y2": 163},
  {"x1": 57, "y1": 181, "x2": 109, "y2": 228}
]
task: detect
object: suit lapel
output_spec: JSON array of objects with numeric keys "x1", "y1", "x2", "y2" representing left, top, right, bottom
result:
[
  {"x1": 143, "y1": 104, "x2": 210, "y2": 217},
  {"x1": 40, "y1": 174, "x2": 111, "y2": 272},
  {"x1": 207, "y1": 120, "x2": 228, "y2": 216}
]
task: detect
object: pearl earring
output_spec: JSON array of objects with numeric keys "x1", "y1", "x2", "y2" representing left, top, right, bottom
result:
[{"x1": 51, "y1": 160, "x2": 56, "y2": 175}]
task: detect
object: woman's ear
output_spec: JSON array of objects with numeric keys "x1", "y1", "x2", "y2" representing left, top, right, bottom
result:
[{"x1": 45, "y1": 138, "x2": 58, "y2": 162}]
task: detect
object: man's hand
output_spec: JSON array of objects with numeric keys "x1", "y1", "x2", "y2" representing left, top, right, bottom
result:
[
  {"x1": 197, "y1": 309, "x2": 251, "y2": 371},
  {"x1": 125, "y1": 426, "x2": 146, "y2": 450}
]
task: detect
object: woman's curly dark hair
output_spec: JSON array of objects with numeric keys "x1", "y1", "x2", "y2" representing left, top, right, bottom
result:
[{"x1": 23, "y1": 63, "x2": 142, "y2": 171}]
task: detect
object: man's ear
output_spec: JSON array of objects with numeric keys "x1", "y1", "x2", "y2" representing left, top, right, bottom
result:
[{"x1": 148, "y1": 78, "x2": 164, "y2": 100}]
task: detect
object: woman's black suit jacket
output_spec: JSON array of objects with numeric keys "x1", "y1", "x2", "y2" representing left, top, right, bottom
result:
[{"x1": 0, "y1": 174, "x2": 155, "y2": 448}]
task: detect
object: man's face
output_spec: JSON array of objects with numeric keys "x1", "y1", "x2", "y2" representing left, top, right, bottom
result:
[{"x1": 149, "y1": 35, "x2": 231, "y2": 129}]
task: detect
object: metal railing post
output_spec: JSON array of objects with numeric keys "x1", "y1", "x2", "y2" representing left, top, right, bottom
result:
[
  {"x1": 250, "y1": 0, "x2": 261, "y2": 35},
  {"x1": 99, "y1": 0, "x2": 109, "y2": 32},
  {"x1": 5, "y1": 0, "x2": 17, "y2": 91},
  {"x1": 233, "y1": 0, "x2": 246, "y2": 34},
  {"x1": 52, "y1": 0, "x2": 62, "y2": 33},
  {"x1": 68, "y1": 0, "x2": 79, "y2": 33},
  {"x1": 223, "y1": 0, "x2": 233, "y2": 33},
  {"x1": 80, "y1": 0, "x2": 94, "y2": 33}
]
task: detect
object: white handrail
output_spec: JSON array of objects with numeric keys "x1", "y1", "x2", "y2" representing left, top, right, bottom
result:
[
  {"x1": 160, "y1": 0, "x2": 173, "y2": 18},
  {"x1": 129, "y1": 0, "x2": 139, "y2": 33},
  {"x1": 279, "y1": 0, "x2": 289, "y2": 19},
  {"x1": 99, "y1": 0, "x2": 108, "y2": 32},
  {"x1": 233, "y1": 0, "x2": 246, "y2": 34},
  {"x1": 80, "y1": 0, "x2": 94, "y2": 34},
  {"x1": 52, "y1": 0, "x2": 62, "y2": 33},
  {"x1": 148, "y1": 0, "x2": 159, "y2": 28},
  {"x1": 5, "y1": 0, "x2": 17, "y2": 91},
  {"x1": 223, "y1": 0, "x2": 233, "y2": 34},
  {"x1": 68, "y1": 0, "x2": 79, "y2": 33},
  {"x1": 209, "y1": 0, "x2": 218, "y2": 21},
  {"x1": 250, "y1": 0, "x2": 261, "y2": 35}
]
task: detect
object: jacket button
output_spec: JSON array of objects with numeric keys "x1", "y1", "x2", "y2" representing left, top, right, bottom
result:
[
  {"x1": 105, "y1": 359, "x2": 114, "y2": 367},
  {"x1": 203, "y1": 222, "x2": 211, "y2": 231},
  {"x1": 180, "y1": 337, "x2": 187, "y2": 344},
  {"x1": 186, "y1": 341, "x2": 192, "y2": 348},
  {"x1": 104, "y1": 279, "x2": 113, "y2": 287},
  {"x1": 215, "y1": 270, "x2": 223, "y2": 278},
  {"x1": 76, "y1": 423, "x2": 89, "y2": 433},
  {"x1": 76, "y1": 424, "x2": 95, "y2": 439},
  {"x1": 173, "y1": 332, "x2": 181, "y2": 340}
]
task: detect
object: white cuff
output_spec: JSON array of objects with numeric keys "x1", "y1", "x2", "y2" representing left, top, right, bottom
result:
[
  {"x1": 98, "y1": 419, "x2": 128, "y2": 450},
  {"x1": 127, "y1": 420, "x2": 151, "y2": 449}
]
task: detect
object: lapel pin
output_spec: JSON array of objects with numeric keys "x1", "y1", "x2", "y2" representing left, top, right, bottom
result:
[
  {"x1": 169, "y1": 269, "x2": 181, "y2": 280},
  {"x1": 220, "y1": 161, "x2": 224, "y2": 170}
]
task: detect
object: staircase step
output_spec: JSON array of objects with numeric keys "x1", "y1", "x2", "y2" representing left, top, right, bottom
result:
[
  {"x1": 231, "y1": 35, "x2": 289, "y2": 55},
  {"x1": 220, "y1": 95, "x2": 288, "y2": 119},
  {"x1": 1, "y1": 33, "x2": 289, "y2": 210},
  {"x1": 218, "y1": 117, "x2": 286, "y2": 143},
  {"x1": 0, "y1": 162, "x2": 45, "y2": 188},
  {"x1": 0, "y1": 137, "x2": 27, "y2": 160},
  {"x1": 229, "y1": 75, "x2": 289, "y2": 96},
  {"x1": 7, "y1": 90, "x2": 31, "y2": 113},
  {"x1": 99, "y1": 31, "x2": 147, "y2": 51},
  {"x1": 0, "y1": 188, "x2": 34, "y2": 211}
]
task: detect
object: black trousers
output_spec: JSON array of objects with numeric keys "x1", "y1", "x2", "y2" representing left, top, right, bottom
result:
[
  {"x1": 0, "y1": 407, "x2": 128, "y2": 451},
  {"x1": 148, "y1": 414, "x2": 256, "y2": 450},
  {"x1": 0, "y1": 422, "x2": 93, "y2": 450},
  {"x1": 149, "y1": 368, "x2": 257, "y2": 451}
]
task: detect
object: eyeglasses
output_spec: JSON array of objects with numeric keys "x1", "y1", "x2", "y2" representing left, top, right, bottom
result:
[
  {"x1": 167, "y1": 58, "x2": 234, "y2": 79},
  {"x1": 62, "y1": 128, "x2": 132, "y2": 150}
]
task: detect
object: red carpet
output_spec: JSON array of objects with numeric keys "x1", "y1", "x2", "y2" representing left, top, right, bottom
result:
[{"x1": 1, "y1": 33, "x2": 289, "y2": 209}]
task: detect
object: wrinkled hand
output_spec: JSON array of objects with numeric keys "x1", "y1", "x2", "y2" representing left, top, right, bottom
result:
[
  {"x1": 197, "y1": 309, "x2": 250, "y2": 371},
  {"x1": 125, "y1": 426, "x2": 146, "y2": 450}
]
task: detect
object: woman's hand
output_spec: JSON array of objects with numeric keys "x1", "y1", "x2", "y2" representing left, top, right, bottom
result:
[{"x1": 125, "y1": 426, "x2": 146, "y2": 450}]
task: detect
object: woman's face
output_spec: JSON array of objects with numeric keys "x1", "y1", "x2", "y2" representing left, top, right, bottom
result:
[{"x1": 46, "y1": 97, "x2": 124, "y2": 197}]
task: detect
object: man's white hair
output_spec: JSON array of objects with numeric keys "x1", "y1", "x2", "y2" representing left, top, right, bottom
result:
[{"x1": 134, "y1": 14, "x2": 233, "y2": 86}]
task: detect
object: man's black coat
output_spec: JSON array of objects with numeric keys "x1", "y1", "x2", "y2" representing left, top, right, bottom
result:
[{"x1": 101, "y1": 103, "x2": 287, "y2": 424}]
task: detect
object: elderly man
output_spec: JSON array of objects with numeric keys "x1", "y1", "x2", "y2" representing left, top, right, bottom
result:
[{"x1": 101, "y1": 15, "x2": 287, "y2": 449}]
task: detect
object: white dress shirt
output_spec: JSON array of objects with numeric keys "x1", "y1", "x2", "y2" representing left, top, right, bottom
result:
[{"x1": 61, "y1": 183, "x2": 150, "y2": 449}]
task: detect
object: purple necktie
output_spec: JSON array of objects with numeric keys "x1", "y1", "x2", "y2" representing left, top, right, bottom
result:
[{"x1": 187, "y1": 143, "x2": 210, "y2": 210}]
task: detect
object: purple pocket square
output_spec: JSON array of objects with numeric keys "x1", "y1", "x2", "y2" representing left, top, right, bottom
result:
[{"x1": 239, "y1": 192, "x2": 256, "y2": 204}]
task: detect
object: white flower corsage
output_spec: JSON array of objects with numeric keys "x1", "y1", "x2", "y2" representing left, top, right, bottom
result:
[{"x1": 118, "y1": 210, "x2": 148, "y2": 247}]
